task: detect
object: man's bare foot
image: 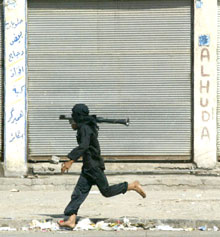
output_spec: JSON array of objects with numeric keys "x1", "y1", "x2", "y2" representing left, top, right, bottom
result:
[
  {"x1": 128, "y1": 181, "x2": 146, "y2": 198},
  {"x1": 58, "y1": 214, "x2": 76, "y2": 229}
]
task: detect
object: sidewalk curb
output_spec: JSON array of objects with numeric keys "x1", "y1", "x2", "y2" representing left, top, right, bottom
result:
[{"x1": 1, "y1": 173, "x2": 220, "y2": 191}]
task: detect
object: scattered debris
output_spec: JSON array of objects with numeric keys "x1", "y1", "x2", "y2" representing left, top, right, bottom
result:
[
  {"x1": 0, "y1": 227, "x2": 17, "y2": 231},
  {"x1": 198, "y1": 226, "x2": 207, "y2": 231},
  {"x1": 74, "y1": 218, "x2": 95, "y2": 231},
  {"x1": 94, "y1": 221, "x2": 113, "y2": 231},
  {"x1": 29, "y1": 219, "x2": 59, "y2": 231},
  {"x1": 2, "y1": 218, "x2": 219, "y2": 232},
  {"x1": 73, "y1": 217, "x2": 137, "y2": 231},
  {"x1": 21, "y1": 227, "x2": 29, "y2": 231},
  {"x1": 50, "y1": 155, "x2": 60, "y2": 164},
  {"x1": 21, "y1": 218, "x2": 141, "y2": 232},
  {"x1": 155, "y1": 225, "x2": 183, "y2": 231},
  {"x1": 10, "y1": 189, "x2": 20, "y2": 192},
  {"x1": 136, "y1": 221, "x2": 155, "y2": 230}
]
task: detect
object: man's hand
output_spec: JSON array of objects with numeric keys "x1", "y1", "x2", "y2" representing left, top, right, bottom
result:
[
  {"x1": 71, "y1": 123, "x2": 77, "y2": 130},
  {"x1": 61, "y1": 160, "x2": 74, "y2": 173}
]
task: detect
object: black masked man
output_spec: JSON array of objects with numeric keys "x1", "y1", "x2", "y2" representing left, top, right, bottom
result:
[{"x1": 58, "y1": 104, "x2": 146, "y2": 229}]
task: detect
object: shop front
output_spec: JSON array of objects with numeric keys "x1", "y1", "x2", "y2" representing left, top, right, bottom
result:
[{"x1": 27, "y1": 0, "x2": 192, "y2": 161}]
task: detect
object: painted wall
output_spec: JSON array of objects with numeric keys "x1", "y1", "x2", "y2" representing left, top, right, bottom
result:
[
  {"x1": 194, "y1": 0, "x2": 217, "y2": 168},
  {"x1": 4, "y1": 0, "x2": 27, "y2": 176}
]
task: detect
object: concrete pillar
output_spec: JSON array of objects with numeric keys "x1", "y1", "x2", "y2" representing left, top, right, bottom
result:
[
  {"x1": 194, "y1": 0, "x2": 217, "y2": 168},
  {"x1": 3, "y1": 0, "x2": 27, "y2": 176}
]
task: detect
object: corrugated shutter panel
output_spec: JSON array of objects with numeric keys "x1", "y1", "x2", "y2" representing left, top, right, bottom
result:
[{"x1": 28, "y1": 0, "x2": 192, "y2": 159}]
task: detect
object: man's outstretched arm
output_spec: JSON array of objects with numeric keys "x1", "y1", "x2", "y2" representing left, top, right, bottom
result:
[{"x1": 61, "y1": 125, "x2": 91, "y2": 173}]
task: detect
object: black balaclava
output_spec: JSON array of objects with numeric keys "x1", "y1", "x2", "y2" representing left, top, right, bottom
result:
[
  {"x1": 71, "y1": 104, "x2": 98, "y2": 130},
  {"x1": 72, "y1": 104, "x2": 89, "y2": 123}
]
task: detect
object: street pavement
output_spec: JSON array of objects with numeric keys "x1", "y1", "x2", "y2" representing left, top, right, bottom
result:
[
  {"x1": 1, "y1": 188, "x2": 220, "y2": 223},
  {"x1": 0, "y1": 171, "x2": 220, "y2": 233},
  {"x1": 1, "y1": 169, "x2": 220, "y2": 234}
]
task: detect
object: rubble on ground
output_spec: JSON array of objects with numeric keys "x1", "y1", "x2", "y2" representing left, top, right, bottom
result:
[{"x1": 0, "y1": 218, "x2": 220, "y2": 232}]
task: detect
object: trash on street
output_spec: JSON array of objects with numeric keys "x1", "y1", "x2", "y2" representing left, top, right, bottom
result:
[
  {"x1": 198, "y1": 226, "x2": 207, "y2": 231},
  {"x1": 10, "y1": 189, "x2": 20, "y2": 192},
  {"x1": 155, "y1": 225, "x2": 184, "y2": 231},
  {"x1": 50, "y1": 155, "x2": 60, "y2": 164},
  {"x1": 2, "y1": 218, "x2": 219, "y2": 233},
  {"x1": 29, "y1": 219, "x2": 59, "y2": 231},
  {"x1": 0, "y1": 227, "x2": 17, "y2": 231}
]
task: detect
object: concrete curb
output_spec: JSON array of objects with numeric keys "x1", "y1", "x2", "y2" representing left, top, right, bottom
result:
[{"x1": 1, "y1": 173, "x2": 220, "y2": 191}]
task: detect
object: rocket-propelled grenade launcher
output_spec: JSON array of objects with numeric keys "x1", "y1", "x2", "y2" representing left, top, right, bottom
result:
[{"x1": 59, "y1": 115, "x2": 130, "y2": 126}]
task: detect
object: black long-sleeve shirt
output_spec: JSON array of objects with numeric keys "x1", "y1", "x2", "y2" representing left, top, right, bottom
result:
[{"x1": 67, "y1": 124, "x2": 105, "y2": 170}]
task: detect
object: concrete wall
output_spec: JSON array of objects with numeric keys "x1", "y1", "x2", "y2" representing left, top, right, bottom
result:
[
  {"x1": 194, "y1": 0, "x2": 218, "y2": 169},
  {"x1": 3, "y1": 0, "x2": 27, "y2": 176}
]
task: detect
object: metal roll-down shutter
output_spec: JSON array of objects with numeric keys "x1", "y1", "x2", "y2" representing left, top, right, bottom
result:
[{"x1": 28, "y1": 0, "x2": 192, "y2": 160}]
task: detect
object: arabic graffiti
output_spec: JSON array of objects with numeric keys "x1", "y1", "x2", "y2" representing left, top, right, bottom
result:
[
  {"x1": 10, "y1": 65, "x2": 24, "y2": 78},
  {"x1": 5, "y1": 19, "x2": 23, "y2": 30},
  {"x1": 7, "y1": 107, "x2": 14, "y2": 123},
  {"x1": 7, "y1": 107, "x2": 24, "y2": 124},
  {"x1": 9, "y1": 50, "x2": 24, "y2": 63},
  {"x1": 10, "y1": 31, "x2": 23, "y2": 46},
  {"x1": 13, "y1": 85, "x2": 25, "y2": 95},
  {"x1": 9, "y1": 130, "x2": 24, "y2": 143},
  {"x1": 6, "y1": 0, "x2": 16, "y2": 10},
  {"x1": 6, "y1": 11, "x2": 26, "y2": 145}
]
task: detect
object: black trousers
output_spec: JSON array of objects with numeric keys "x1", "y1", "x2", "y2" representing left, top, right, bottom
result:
[{"x1": 64, "y1": 167, "x2": 128, "y2": 216}]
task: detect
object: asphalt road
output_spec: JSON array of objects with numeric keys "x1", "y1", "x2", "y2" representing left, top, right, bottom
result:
[{"x1": 1, "y1": 231, "x2": 220, "y2": 237}]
